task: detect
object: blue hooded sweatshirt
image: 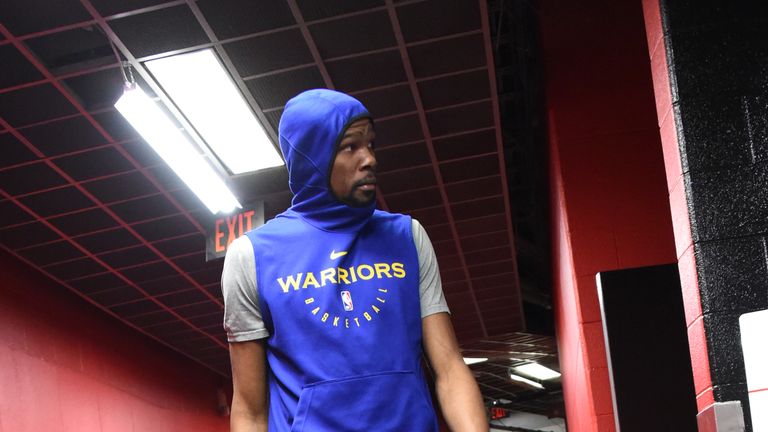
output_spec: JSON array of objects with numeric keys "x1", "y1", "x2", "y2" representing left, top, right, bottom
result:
[{"x1": 245, "y1": 89, "x2": 439, "y2": 432}]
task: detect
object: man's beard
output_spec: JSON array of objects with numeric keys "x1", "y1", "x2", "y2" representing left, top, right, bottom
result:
[{"x1": 339, "y1": 187, "x2": 376, "y2": 208}]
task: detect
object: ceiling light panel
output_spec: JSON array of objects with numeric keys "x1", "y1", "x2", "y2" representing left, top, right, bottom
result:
[
  {"x1": 508, "y1": 373, "x2": 544, "y2": 390},
  {"x1": 115, "y1": 84, "x2": 240, "y2": 214},
  {"x1": 513, "y1": 362, "x2": 561, "y2": 381},
  {"x1": 145, "y1": 49, "x2": 283, "y2": 175}
]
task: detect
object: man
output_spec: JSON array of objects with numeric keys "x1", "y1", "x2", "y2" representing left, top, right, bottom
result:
[{"x1": 222, "y1": 89, "x2": 486, "y2": 431}]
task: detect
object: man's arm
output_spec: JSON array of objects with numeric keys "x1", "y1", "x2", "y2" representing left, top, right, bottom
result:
[
  {"x1": 230, "y1": 340, "x2": 268, "y2": 432},
  {"x1": 423, "y1": 312, "x2": 488, "y2": 432}
]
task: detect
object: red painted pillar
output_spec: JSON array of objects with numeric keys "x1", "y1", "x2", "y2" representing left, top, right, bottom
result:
[
  {"x1": 542, "y1": 1, "x2": 677, "y2": 430},
  {"x1": 642, "y1": 1, "x2": 768, "y2": 429},
  {"x1": 640, "y1": 0, "x2": 714, "y2": 414}
]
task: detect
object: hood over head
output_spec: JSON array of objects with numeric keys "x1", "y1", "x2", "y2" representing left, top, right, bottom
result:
[{"x1": 277, "y1": 89, "x2": 375, "y2": 232}]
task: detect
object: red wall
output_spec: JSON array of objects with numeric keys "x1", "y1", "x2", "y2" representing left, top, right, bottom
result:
[
  {"x1": 640, "y1": 0, "x2": 714, "y2": 414},
  {"x1": 0, "y1": 251, "x2": 229, "y2": 432},
  {"x1": 541, "y1": 1, "x2": 677, "y2": 430}
]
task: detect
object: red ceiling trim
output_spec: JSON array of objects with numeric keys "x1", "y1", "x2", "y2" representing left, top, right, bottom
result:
[
  {"x1": 41, "y1": 245, "x2": 203, "y2": 272},
  {"x1": 431, "y1": 227, "x2": 510, "y2": 246},
  {"x1": 242, "y1": 62, "x2": 318, "y2": 82},
  {"x1": 375, "y1": 110, "x2": 420, "y2": 122},
  {"x1": 6, "y1": 184, "x2": 192, "y2": 230},
  {"x1": 1, "y1": 111, "x2": 85, "y2": 130},
  {"x1": 0, "y1": 78, "x2": 49, "y2": 95},
  {"x1": 324, "y1": 46, "x2": 400, "y2": 63},
  {"x1": 110, "y1": 286, "x2": 221, "y2": 310},
  {"x1": 426, "y1": 97, "x2": 493, "y2": 113},
  {"x1": 377, "y1": 151, "x2": 500, "y2": 177},
  {"x1": 103, "y1": 250, "x2": 201, "y2": 273},
  {"x1": 14, "y1": 19, "x2": 98, "y2": 41},
  {"x1": 427, "y1": 209, "x2": 507, "y2": 228},
  {"x1": 416, "y1": 65, "x2": 489, "y2": 83},
  {"x1": 0, "y1": 139, "x2": 144, "y2": 174},
  {"x1": 4, "y1": 165, "x2": 156, "y2": 199},
  {"x1": 11, "y1": 226, "x2": 118, "y2": 251},
  {"x1": 348, "y1": 81, "x2": 409, "y2": 96},
  {"x1": 394, "y1": 193, "x2": 505, "y2": 215},
  {"x1": 101, "y1": 0, "x2": 187, "y2": 21},
  {"x1": 12, "y1": 106, "x2": 115, "y2": 130},
  {"x1": 0, "y1": 63, "x2": 121, "y2": 96},
  {"x1": 431, "y1": 126, "x2": 497, "y2": 141},
  {"x1": 405, "y1": 28, "x2": 484, "y2": 47}
]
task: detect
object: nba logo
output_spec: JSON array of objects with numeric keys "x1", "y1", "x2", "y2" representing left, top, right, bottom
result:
[{"x1": 341, "y1": 291, "x2": 354, "y2": 311}]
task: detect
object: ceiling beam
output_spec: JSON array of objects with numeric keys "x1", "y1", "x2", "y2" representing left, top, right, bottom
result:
[
  {"x1": 384, "y1": 0, "x2": 487, "y2": 338},
  {"x1": 478, "y1": 0, "x2": 524, "y2": 327}
]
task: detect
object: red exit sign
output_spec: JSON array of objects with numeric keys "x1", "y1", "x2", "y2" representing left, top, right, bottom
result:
[{"x1": 206, "y1": 201, "x2": 264, "y2": 261}]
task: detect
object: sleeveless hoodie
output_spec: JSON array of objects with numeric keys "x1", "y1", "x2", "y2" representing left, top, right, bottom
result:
[{"x1": 245, "y1": 89, "x2": 438, "y2": 432}]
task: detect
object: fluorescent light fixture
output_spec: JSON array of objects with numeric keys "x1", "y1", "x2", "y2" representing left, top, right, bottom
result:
[
  {"x1": 508, "y1": 372, "x2": 544, "y2": 390},
  {"x1": 463, "y1": 357, "x2": 488, "y2": 365},
  {"x1": 512, "y1": 362, "x2": 562, "y2": 381},
  {"x1": 145, "y1": 49, "x2": 283, "y2": 174},
  {"x1": 115, "y1": 84, "x2": 241, "y2": 214}
]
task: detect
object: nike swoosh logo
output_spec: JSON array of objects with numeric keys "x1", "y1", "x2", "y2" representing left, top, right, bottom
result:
[{"x1": 330, "y1": 250, "x2": 348, "y2": 260}]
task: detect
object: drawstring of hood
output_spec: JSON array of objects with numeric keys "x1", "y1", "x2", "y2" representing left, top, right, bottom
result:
[{"x1": 277, "y1": 89, "x2": 375, "y2": 232}]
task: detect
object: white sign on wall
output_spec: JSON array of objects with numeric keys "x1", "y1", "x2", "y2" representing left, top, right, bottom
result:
[{"x1": 739, "y1": 309, "x2": 768, "y2": 432}]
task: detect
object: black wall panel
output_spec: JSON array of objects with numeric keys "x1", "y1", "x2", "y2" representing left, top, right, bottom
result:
[
  {"x1": 598, "y1": 264, "x2": 697, "y2": 432},
  {"x1": 660, "y1": 1, "x2": 768, "y2": 430}
]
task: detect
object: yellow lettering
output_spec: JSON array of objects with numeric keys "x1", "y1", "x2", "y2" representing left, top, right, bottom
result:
[
  {"x1": 302, "y1": 272, "x2": 320, "y2": 289},
  {"x1": 372, "y1": 305, "x2": 380, "y2": 313},
  {"x1": 311, "y1": 307, "x2": 320, "y2": 315},
  {"x1": 277, "y1": 273, "x2": 303, "y2": 293},
  {"x1": 337, "y1": 267, "x2": 351, "y2": 284},
  {"x1": 364, "y1": 312, "x2": 372, "y2": 321},
  {"x1": 374, "y1": 263, "x2": 392, "y2": 279},
  {"x1": 345, "y1": 318, "x2": 349, "y2": 328},
  {"x1": 305, "y1": 297, "x2": 315, "y2": 304},
  {"x1": 376, "y1": 297, "x2": 386, "y2": 303},
  {"x1": 321, "y1": 312, "x2": 329, "y2": 322},
  {"x1": 320, "y1": 268, "x2": 337, "y2": 286},
  {"x1": 353, "y1": 317, "x2": 360, "y2": 327},
  {"x1": 392, "y1": 262, "x2": 406, "y2": 278},
  {"x1": 357, "y1": 264, "x2": 374, "y2": 280},
  {"x1": 333, "y1": 316, "x2": 340, "y2": 326},
  {"x1": 278, "y1": 263, "x2": 402, "y2": 293}
]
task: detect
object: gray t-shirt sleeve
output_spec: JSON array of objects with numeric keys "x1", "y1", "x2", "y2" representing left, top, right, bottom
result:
[
  {"x1": 221, "y1": 235, "x2": 269, "y2": 342},
  {"x1": 221, "y1": 219, "x2": 450, "y2": 342},
  {"x1": 413, "y1": 218, "x2": 451, "y2": 318}
]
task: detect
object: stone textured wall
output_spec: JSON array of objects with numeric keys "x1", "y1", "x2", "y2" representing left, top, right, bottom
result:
[{"x1": 659, "y1": 1, "x2": 768, "y2": 429}]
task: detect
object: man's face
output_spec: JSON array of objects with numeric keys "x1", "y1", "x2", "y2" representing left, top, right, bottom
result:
[{"x1": 330, "y1": 118, "x2": 377, "y2": 207}]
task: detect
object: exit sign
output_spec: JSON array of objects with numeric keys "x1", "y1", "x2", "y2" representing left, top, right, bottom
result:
[{"x1": 206, "y1": 201, "x2": 264, "y2": 261}]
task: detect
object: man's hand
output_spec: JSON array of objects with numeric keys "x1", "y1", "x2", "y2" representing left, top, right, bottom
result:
[
  {"x1": 423, "y1": 313, "x2": 488, "y2": 431},
  {"x1": 230, "y1": 340, "x2": 268, "y2": 432}
]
